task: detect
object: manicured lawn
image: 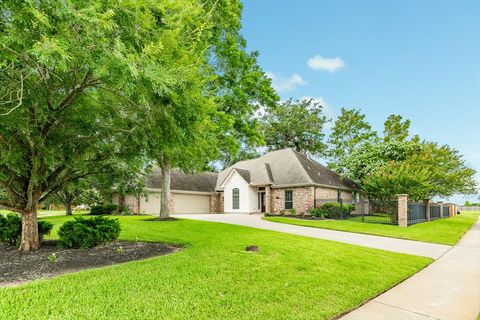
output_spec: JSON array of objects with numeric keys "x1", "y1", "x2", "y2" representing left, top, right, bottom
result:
[
  {"x1": 264, "y1": 211, "x2": 480, "y2": 246},
  {"x1": 0, "y1": 215, "x2": 431, "y2": 319}
]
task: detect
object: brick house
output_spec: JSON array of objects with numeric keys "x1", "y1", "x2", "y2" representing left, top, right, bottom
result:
[{"x1": 120, "y1": 148, "x2": 360, "y2": 215}]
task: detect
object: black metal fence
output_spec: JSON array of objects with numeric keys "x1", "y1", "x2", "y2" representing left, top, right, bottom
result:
[
  {"x1": 430, "y1": 203, "x2": 441, "y2": 220},
  {"x1": 442, "y1": 205, "x2": 450, "y2": 218},
  {"x1": 314, "y1": 198, "x2": 398, "y2": 225},
  {"x1": 313, "y1": 198, "x2": 453, "y2": 226},
  {"x1": 407, "y1": 202, "x2": 426, "y2": 225}
]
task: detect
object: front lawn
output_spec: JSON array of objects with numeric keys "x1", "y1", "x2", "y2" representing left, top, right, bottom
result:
[
  {"x1": 264, "y1": 211, "x2": 480, "y2": 245},
  {"x1": 0, "y1": 215, "x2": 431, "y2": 319}
]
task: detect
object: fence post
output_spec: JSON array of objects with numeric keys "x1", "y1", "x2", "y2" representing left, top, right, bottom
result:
[
  {"x1": 424, "y1": 199, "x2": 431, "y2": 222},
  {"x1": 439, "y1": 202, "x2": 444, "y2": 218},
  {"x1": 397, "y1": 194, "x2": 408, "y2": 227}
]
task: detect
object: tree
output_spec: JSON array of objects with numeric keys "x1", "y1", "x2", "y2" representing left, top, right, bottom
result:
[
  {"x1": 261, "y1": 98, "x2": 328, "y2": 156},
  {"x1": 383, "y1": 114, "x2": 411, "y2": 142},
  {"x1": 53, "y1": 181, "x2": 86, "y2": 215},
  {"x1": 362, "y1": 160, "x2": 432, "y2": 201},
  {"x1": 144, "y1": 0, "x2": 277, "y2": 219},
  {"x1": 218, "y1": 146, "x2": 260, "y2": 170},
  {"x1": 341, "y1": 140, "x2": 477, "y2": 200},
  {"x1": 327, "y1": 108, "x2": 377, "y2": 170},
  {"x1": 0, "y1": 0, "x2": 195, "y2": 250}
]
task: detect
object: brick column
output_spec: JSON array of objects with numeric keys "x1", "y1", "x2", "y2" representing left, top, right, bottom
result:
[
  {"x1": 265, "y1": 186, "x2": 271, "y2": 214},
  {"x1": 397, "y1": 194, "x2": 408, "y2": 227},
  {"x1": 424, "y1": 199, "x2": 431, "y2": 222},
  {"x1": 439, "y1": 202, "x2": 444, "y2": 218}
]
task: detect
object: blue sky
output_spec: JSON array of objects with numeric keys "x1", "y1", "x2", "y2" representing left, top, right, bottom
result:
[{"x1": 241, "y1": 0, "x2": 480, "y2": 203}]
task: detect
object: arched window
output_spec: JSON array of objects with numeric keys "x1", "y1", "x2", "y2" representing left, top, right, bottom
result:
[{"x1": 232, "y1": 188, "x2": 240, "y2": 210}]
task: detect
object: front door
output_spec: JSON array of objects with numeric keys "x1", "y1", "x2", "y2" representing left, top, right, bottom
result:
[{"x1": 258, "y1": 192, "x2": 266, "y2": 212}]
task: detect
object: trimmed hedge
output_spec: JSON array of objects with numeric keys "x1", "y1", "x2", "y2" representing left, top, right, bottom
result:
[
  {"x1": 90, "y1": 204, "x2": 118, "y2": 215},
  {"x1": 310, "y1": 203, "x2": 354, "y2": 219},
  {"x1": 58, "y1": 216, "x2": 121, "y2": 249},
  {"x1": 0, "y1": 213, "x2": 53, "y2": 245}
]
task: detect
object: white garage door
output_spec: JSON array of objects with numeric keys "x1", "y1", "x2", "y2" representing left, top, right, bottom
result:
[
  {"x1": 139, "y1": 193, "x2": 161, "y2": 215},
  {"x1": 173, "y1": 193, "x2": 211, "y2": 214}
]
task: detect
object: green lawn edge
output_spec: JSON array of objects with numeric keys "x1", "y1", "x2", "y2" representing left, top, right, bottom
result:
[{"x1": 264, "y1": 211, "x2": 480, "y2": 246}]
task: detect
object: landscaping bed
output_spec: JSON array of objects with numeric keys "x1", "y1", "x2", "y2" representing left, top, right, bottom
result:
[{"x1": 0, "y1": 240, "x2": 181, "y2": 287}]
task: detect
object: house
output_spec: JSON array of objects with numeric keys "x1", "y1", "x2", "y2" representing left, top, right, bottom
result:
[{"x1": 119, "y1": 148, "x2": 360, "y2": 215}]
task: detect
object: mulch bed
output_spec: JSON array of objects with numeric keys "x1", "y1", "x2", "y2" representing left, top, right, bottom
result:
[{"x1": 0, "y1": 240, "x2": 181, "y2": 287}]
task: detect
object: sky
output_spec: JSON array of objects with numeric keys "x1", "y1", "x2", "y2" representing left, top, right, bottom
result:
[{"x1": 241, "y1": 0, "x2": 480, "y2": 203}]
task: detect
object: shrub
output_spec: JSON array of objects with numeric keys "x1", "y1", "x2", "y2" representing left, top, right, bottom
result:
[
  {"x1": 0, "y1": 213, "x2": 54, "y2": 245},
  {"x1": 309, "y1": 207, "x2": 326, "y2": 218},
  {"x1": 38, "y1": 220, "x2": 54, "y2": 241},
  {"x1": 0, "y1": 213, "x2": 21, "y2": 245},
  {"x1": 90, "y1": 204, "x2": 118, "y2": 215},
  {"x1": 290, "y1": 208, "x2": 297, "y2": 215},
  {"x1": 314, "y1": 203, "x2": 354, "y2": 219},
  {"x1": 58, "y1": 216, "x2": 121, "y2": 249}
]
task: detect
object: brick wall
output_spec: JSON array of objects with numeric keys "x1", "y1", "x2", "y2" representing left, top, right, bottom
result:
[
  {"x1": 270, "y1": 187, "x2": 314, "y2": 215},
  {"x1": 210, "y1": 192, "x2": 224, "y2": 213},
  {"x1": 113, "y1": 194, "x2": 139, "y2": 213}
]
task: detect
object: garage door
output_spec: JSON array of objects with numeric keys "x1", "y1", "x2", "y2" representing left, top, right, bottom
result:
[
  {"x1": 173, "y1": 193, "x2": 211, "y2": 214},
  {"x1": 139, "y1": 193, "x2": 160, "y2": 215}
]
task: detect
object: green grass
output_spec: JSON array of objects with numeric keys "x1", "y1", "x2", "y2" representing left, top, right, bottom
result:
[
  {"x1": 264, "y1": 211, "x2": 480, "y2": 246},
  {"x1": 0, "y1": 215, "x2": 431, "y2": 319}
]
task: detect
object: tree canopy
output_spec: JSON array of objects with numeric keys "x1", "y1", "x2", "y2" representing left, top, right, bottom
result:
[
  {"x1": 327, "y1": 108, "x2": 377, "y2": 171},
  {"x1": 261, "y1": 98, "x2": 328, "y2": 157},
  {"x1": 0, "y1": 0, "x2": 227, "y2": 249}
]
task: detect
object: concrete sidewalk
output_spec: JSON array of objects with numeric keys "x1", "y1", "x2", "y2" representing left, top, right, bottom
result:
[
  {"x1": 172, "y1": 214, "x2": 450, "y2": 259},
  {"x1": 341, "y1": 217, "x2": 480, "y2": 320}
]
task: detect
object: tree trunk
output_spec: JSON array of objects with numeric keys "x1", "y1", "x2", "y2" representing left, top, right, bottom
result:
[
  {"x1": 19, "y1": 208, "x2": 40, "y2": 251},
  {"x1": 65, "y1": 201, "x2": 73, "y2": 215},
  {"x1": 159, "y1": 158, "x2": 171, "y2": 219},
  {"x1": 118, "y1": 191, "x2": 126, "y2": 213}
]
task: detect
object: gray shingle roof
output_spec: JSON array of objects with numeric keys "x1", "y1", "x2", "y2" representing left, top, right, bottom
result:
[
  {"x1": 216, "y1": 148, "x2": 359, "y2": 191},
  {"x1": 146, "y1": 167, "x2": 218, "y2": 193}
]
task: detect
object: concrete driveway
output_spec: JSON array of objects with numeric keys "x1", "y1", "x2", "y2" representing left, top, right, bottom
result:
[{"x1": 172, "y1": 213, "x2": 450, "y2": 259}]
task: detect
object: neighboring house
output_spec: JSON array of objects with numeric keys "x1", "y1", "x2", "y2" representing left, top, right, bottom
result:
[{"x1": 119, "y1": 148, "x2": 360, "y2": 215}]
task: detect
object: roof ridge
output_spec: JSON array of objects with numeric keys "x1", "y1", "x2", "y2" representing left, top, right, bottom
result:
[{"x1": 289, "y1": 149, "x2": 315, "y2": 184}]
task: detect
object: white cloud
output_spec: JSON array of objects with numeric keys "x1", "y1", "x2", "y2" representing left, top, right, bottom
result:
[
  {"x1": 307, "y1": 55, "x2": 346, "y2": 73},
  {"x1": 266, "y1": 72, "x2": 306, "y2": 92}
]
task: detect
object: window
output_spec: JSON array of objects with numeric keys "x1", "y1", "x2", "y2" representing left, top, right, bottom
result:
[
  {"x1": 232, "y1": 188, "x2": 240, "y2": 210},
  {"x1": 285, "y1": 190, "x2": 293, "y2": 209}
]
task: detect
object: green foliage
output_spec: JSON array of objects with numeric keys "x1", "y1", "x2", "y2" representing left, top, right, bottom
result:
[
  {"x1": 309, "y1": 207, "x2": 326, "y2": 219},
  {"x1": 314, "y1": 203, "x2": 354, "y2": 219},
  {"x1": 383, "y1": 114, "x2": 411, "y2": 142},
  {"x1": 58, "y1": 216, "x2": 120, "y2": 249},
  {"x1": 337, "y1": 140, "x2": 420, "y2": 183},
  {"x1": 362, "y1": 161, "x2": 432, "y2": 201},
  {"x1": 90, "y1": 204, "x2": 118, "y2": 216},
  {"x1": 0, "y1": 214, "x2": 53, "y2": 245},
  {"x1": 290, "y1": 208, "x2": 297, "y2": 215},
  {"x1": 261, "y1": 98, "x2": 328, "y2": 156},
  {"x1": 328, "y1": 108, "x2": 377, "y2": 170},
  {"x1": 0, "y1": 214, "x2": 21, "y2": 245}
]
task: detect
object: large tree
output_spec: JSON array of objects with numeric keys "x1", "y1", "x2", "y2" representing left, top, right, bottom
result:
[
  {"x1": 327, "y1": 108, "x2": 377, "y2": 170},
  {"x1": 0, "y1": 0, "x2": 199, "y2": 250},
  {"x1": 339, "y1": 140, "x2": 477, "y2": 200},
  {"x1": 144, "y1": 0, "x2": 277, "y2": 219},
  {"x1": 261, "y1": 98, "x2": 328, "y2": 156}
]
